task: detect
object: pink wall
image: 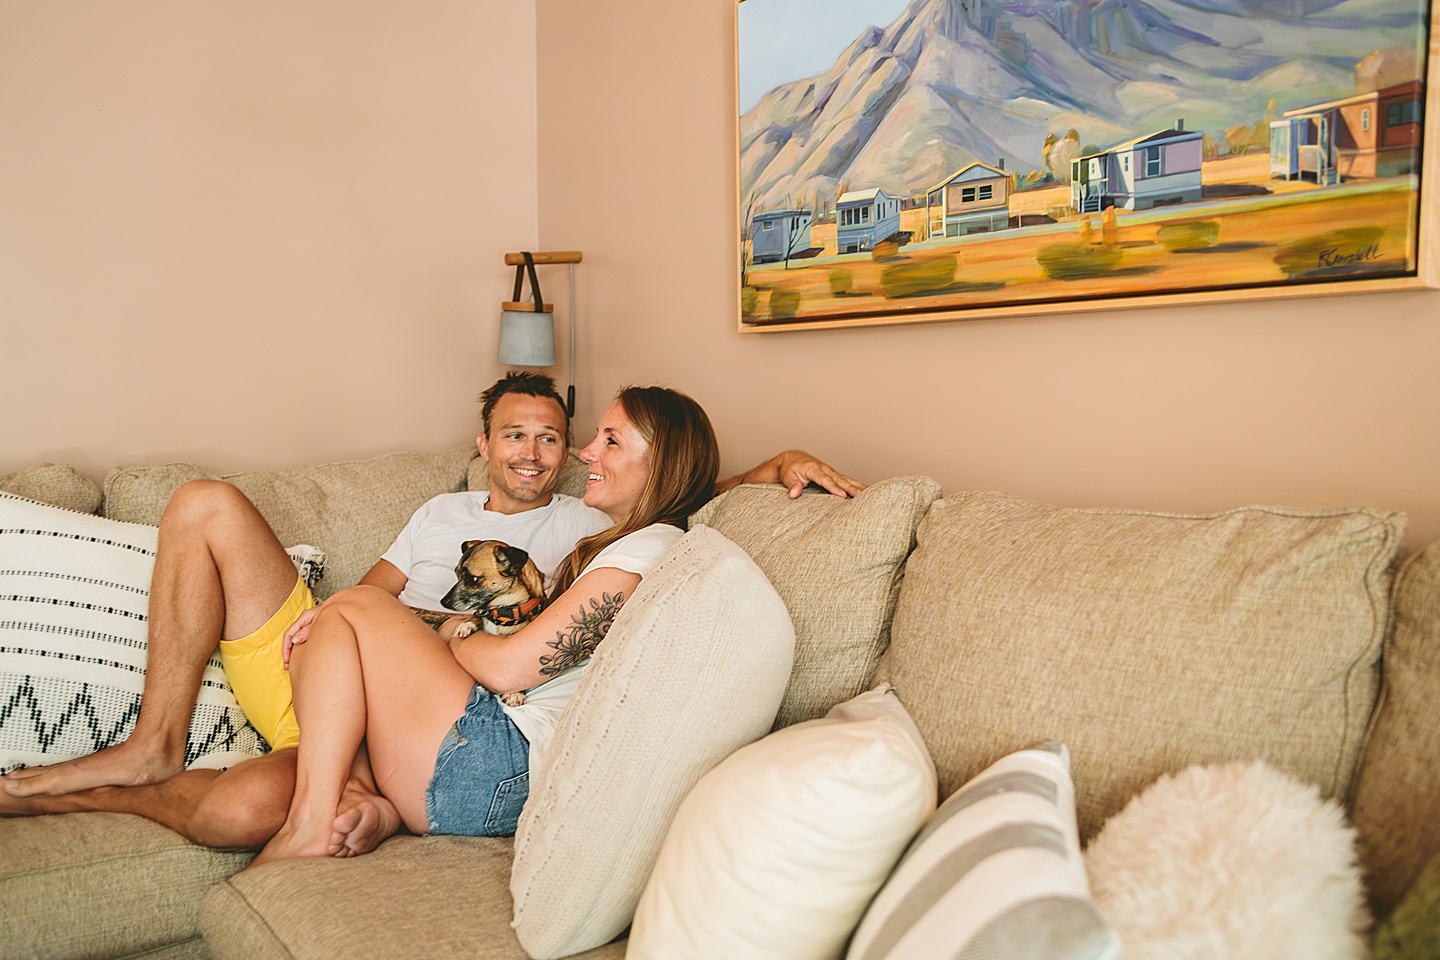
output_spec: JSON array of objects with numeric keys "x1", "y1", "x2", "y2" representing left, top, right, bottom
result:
[
  {"x1": 3, "y1": 1, "x2": 1436, "y2": 551},
  {"x1": 0, "y1": 1, "x2": 540, "y2": 479},
  {"x1": 537, "y1": 0, "x2": 1440, "y2": 549}
]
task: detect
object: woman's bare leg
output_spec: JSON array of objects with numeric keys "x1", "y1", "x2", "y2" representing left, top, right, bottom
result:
[
  {"x1": 331, "y1": 745, "x2": 404, "y2": 857},
  {"x1": 249, "y1": 587, "x2": 474, "y2": 867}
]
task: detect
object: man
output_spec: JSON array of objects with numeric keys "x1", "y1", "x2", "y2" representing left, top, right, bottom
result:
[{"x1": 1, "y1": 372, "x2": 861, "y2": 853}]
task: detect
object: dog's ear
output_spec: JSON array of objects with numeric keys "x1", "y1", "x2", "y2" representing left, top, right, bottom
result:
[
  {"x1": 497, "y1": 544, "x2": 531, "y2": 577},
  {"x1": 461, "y1": 540, "x2": 482, "y2": 553}
]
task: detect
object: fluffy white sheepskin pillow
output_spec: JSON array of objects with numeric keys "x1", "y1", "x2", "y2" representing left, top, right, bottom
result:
[{"x1": 1084, "y1": 761, "x2": 1370, "y2": 960}]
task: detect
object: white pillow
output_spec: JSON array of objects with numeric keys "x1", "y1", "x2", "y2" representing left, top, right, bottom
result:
[
  {"x1": 628, "y1": 685, "x2": 938, "y2": 960},
  {"x1": 510, "y1": 525, "x2": 796, "y2": 960},
  {"x1": 846, "y1": 742, "x2": 1118, "y2": 960},
  {"x1": 1085, "y1": 761, "x2": 1369, "y2": 960},
  {"x1": 0, "y1": 492, "x2": 287, "y2": 772}
]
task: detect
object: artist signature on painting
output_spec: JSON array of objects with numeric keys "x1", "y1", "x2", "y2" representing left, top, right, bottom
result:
[{"x1": 1318, "y1": 243, "x2": 1380, "y2": 268}]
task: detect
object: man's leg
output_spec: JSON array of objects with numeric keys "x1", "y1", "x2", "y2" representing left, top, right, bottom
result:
[
  {"x1": 2, "y1": 480, "x2": 300, "y2": 797},
  {"x1": 0, "y1": 750, "x2": 296, "y2": 848},
  {"x1": 0, "y1": 744, "x2": 401, "y2": 853}
]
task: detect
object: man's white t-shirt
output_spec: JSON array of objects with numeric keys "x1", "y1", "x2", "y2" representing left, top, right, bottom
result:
[
  {"x1": 380, "y1": 491, "x2": 609, "y2": 610},
  {"x1": 499, "y1": 522, "x2": 684, "y2": 771}
]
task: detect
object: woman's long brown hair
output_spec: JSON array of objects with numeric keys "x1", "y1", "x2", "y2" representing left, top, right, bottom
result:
[{"x1": 548, "y1": 386, "x2": 719, "y2": 599}]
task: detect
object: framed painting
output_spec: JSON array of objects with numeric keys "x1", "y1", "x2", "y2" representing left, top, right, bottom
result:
[{"x1": 736, "y1": 0, "x2": 1439, "y2": 331}]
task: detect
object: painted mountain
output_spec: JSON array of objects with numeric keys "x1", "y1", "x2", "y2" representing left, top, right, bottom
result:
[{"x1": 740, "y1": 0, "x2": 1429, "y2": 212}]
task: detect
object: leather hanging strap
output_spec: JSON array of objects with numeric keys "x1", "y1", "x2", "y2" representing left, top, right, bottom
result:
[{"x1": 510, "y1": 252, "x2": 545, "y2": 312}]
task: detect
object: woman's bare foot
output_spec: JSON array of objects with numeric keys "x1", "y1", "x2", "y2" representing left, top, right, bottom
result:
[
  {"x1": 248, "y1": 810, "x2": 345, "y2": 869},
  {"x1": 0, "y1": 785, "x2": 58, "y2": 816},
  {"x1": 331, "y1": 779, "x2": 403, "y2": 857},
  {"x1": 2, "y1": 740, "x2": 184, "y2": 798}
]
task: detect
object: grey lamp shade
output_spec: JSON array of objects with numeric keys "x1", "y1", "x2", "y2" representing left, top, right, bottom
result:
[{"x1": 498, "y1": 309, "x2": 557, "y2": 366}]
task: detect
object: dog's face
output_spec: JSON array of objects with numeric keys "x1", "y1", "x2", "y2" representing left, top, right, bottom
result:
[{"x1": 441, "y1": 539, "x2": 545, "y2": 616}]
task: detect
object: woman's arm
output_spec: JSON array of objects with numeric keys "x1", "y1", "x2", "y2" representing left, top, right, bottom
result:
[{"x1": 444, "y1": 566, "x2": 642, "y2": 693}]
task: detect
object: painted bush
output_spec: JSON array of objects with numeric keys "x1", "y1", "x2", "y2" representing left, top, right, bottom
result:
[
  {"x1": 880, "y1": 256, "x2": 958, "y2": 299},
  {"x1": 1037, "y1": 243, "x2": 1124, "y2": 280},
  {"x1": 1158, "y1": 221, "x2": 1221, "y2": 251}
]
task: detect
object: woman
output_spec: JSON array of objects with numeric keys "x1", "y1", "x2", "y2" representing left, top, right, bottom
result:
[{"x1": 249, "y1": 385, "x2": 720, "y2": 866}]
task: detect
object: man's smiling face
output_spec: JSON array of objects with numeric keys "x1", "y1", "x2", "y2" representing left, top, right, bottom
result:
[{"x1": 477, "y1": 393, "x2": 568, "y2": 514}]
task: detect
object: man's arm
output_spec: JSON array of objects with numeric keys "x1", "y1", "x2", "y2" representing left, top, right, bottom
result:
[
  {"x1": 716, "y1": 450, "x2": 867, "y2": 500},
  {"x1": 358, "y1": 559, "x2": 407, "y2": 597}
]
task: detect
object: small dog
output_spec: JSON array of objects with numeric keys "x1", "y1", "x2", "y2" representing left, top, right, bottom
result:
[{"x1": 437, "y1": 539, "x2": 546, "y2": 707}]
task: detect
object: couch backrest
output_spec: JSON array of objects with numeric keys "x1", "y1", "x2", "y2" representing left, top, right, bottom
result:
[
  {"x1": 101, "y1": 446, "x2": 476, "y2": 598},
  {"x1": 0, "y1": 463, "x2": 102, "y2": 515},
  {"x1": 879, "y1": 490, "x2": 1405, "y2": 841},
  {"x1": 690, "y1": 476, "x2": 940, "y2": 729},
  {"x1": 1349, "y1": 538, "x2": 1440, "y2": 917}
]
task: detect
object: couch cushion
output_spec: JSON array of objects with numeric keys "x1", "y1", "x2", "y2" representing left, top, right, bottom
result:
[
  {"x1": 102, "y1": 445, "x2": 475, "y2": 598},
  {"x1": 689, "y1": 476, "x2": 940, "y2": 728},
  {"x1": 883, "y1": 491, "x2": 1404, "y2": 840},
  {"x1": 0, "y1": 463, "x2": 102, "y2": 514},
  {"x1": 0, "y1": 812, "x2": 251, "y2": 960},
  {"x1": 200, "y1": 835, "x2": 626, "y2": 960},
  {"x1": 1351, "y1": 537, "x2": 1440, "y2": 917},
  {"x1": 510, "y1": 525, "x2": 795, "y2": 959}
]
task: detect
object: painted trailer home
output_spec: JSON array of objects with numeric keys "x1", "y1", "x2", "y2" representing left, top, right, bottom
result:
[
  {"x1": 835, "y1": 188, "x2": 901, "y2": 253},
  {"x1": 1071, "y1": 121, "x2": 1203, "y2": 213},
  {"x1": 1270, "y1": 81, "x2": 1423, "y2": 184},
  {"x1": 926, "y1": 162, "x2": 1012, "y2": 237},
  {"x1": 750, "y1": 209, "x2": 814, "y2": 264}
]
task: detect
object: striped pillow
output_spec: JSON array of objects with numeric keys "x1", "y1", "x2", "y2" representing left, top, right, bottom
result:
[
  {"x1": 0, "y1": 492, "x2": 267, "y2": 773},
  {"x1": 846, "y1": 742, "x2": 1119, "y2": 960}
]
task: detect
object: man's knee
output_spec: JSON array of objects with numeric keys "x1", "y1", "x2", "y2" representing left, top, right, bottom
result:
[
  {"x1": 163, "y1": 479, "x2": 253, "y2": 529},
  {"x1": 187, "y1": 752, "x2": 296, "y2": 849}
]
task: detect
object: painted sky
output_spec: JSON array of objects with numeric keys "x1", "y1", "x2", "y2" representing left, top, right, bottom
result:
[{"x1": 738, "y1": 0, "x2": 910, "y2": 113}]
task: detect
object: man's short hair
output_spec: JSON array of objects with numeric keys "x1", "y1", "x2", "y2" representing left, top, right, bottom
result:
[{"x1": 479, "y1": 371, "x2": 571, "y2": 447}]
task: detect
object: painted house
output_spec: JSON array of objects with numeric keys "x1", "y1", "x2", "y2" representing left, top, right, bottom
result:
[
  {"x1": 1270, "y1": 81, "x2": 1423, "y2": 184},
  {"x1": 1071, "y1": 121, "x2": 1204, "y2": 213},
  {"x1": 926, "y1": 162, "x2": 1012, "y2": 237},
  {"x1": 835, "y1": 188, "x2": 901, "y2": 253},
  {"x1": 750, "y1": 209, "x2": 814, "y2": 264}
]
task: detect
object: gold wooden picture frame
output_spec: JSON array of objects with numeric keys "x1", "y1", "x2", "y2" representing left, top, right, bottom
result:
[{"x1": 736, "y1": 0, "x2": 1439, "y2": 332}]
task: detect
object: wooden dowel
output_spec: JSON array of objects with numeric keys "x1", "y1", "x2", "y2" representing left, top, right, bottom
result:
[{"x1": 504, "y1": 251, "x2": 583, "y2": 265}]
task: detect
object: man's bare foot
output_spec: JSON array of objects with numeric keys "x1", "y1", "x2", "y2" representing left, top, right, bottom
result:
[
  {"x1": 331, "y1": 779, "x2": 403, "y2": 857},
  {"x1": 1, "y1": 741, "x2": 183, "y2": 798}
]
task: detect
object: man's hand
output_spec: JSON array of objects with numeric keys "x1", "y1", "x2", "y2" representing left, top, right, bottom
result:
[{"x1": 717, "y1": 450, "x2": 867, "y2": 499}]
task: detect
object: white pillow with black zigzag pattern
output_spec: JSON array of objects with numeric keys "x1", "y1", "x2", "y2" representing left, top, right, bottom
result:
[{"x1": 0, "y1": 492, "x2": 268, "y2": 774}]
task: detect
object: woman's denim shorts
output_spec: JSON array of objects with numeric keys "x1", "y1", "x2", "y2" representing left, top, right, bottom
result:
[{"x1": 424, "y1": 684, "x2": 530, "y2": 837}]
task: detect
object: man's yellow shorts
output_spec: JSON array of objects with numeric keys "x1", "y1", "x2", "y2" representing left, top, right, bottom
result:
[{"x1": 217, "y1": 576, "x2": 314, "y2": 751}]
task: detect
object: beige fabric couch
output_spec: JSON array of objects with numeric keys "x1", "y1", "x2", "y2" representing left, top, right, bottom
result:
[{"x1": 2, "y1": 450, "x2": 1437, "y2": 959}]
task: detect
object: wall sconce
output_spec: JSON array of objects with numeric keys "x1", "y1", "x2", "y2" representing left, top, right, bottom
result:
[{"x1": 499, "y1": 250, "x2": 582, "y2": 416}]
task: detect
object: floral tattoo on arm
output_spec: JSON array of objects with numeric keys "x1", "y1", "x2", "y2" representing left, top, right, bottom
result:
[{"x1": 538, "y1": 591, "x2": 625, "y2": 677}]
